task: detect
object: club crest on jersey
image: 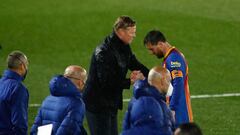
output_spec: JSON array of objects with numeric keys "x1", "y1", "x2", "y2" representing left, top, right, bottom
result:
[{"x1": 171, "y1": 61, "x2": 181, "y2": 68}]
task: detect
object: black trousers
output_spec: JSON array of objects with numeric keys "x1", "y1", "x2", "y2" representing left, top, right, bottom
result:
[{"x1": 86, "y1": 110, "x2": 118, "y2": 135}]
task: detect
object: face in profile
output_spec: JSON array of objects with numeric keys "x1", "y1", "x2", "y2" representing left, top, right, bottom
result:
[
  {"x1": 120, "y1": 26, "x2": 136, "y2": 44},
  {"x1": 146, "y1": 43, "x2": 164, "y2": 58}
]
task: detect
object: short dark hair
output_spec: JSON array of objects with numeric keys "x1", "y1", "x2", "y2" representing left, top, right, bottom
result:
[
  {"x1": 7, "y1": 51, "x2": 27, "y2": 69},
  {"x1": 113, "y1": 16, "x2": 136, "y2": 31},
  {"x1": 143, "y1": 30, "x2": 166, "y2": 46},
  {"x1": 177, "y1": 123, "x2": 203, "y2": 135}
]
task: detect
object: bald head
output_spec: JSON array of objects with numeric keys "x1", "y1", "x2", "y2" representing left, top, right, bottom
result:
[
  {"x1": 148, "y1": 66, "x2": 171, "y2": 94},
  {"x1": 64, "y1": 65, "x2": 87, "y2": 91}
]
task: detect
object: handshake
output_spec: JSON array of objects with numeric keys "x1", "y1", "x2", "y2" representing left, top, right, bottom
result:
[{"x1": 130, "y1": 70, "x2": 145, "y2": 84}]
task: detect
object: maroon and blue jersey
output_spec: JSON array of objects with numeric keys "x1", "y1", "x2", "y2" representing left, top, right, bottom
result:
[{"x1": 163, "y1": 47, "x2": 193, "y2": 127}]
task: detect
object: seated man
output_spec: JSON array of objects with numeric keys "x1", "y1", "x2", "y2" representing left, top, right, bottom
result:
[
  {"x1": 122, "y1": 66, "x2": 175, "y2": 135},
  {"x1": 31, "y1": 65, "x2": 87, "y2": 135}
]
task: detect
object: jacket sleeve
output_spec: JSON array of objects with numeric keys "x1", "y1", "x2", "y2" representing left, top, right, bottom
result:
[
  {"x1": 10, "y1": 84, "x2": 29, "y2": 135},
  {"x1": 30, "y1": 109, "x2": 43, "y2": 135},
  {"x1": 129, "y1": 53, "x2": 149, "y2": 77},
  {"x1": 96, "y1": 50, "x2": 131, "y2": 90},
  {"x1": 55, "y1": 101, "x2": 86, "y2": 135},
  {"x1": 122, "y1": 97, "x2": 136, "y2": 130}
]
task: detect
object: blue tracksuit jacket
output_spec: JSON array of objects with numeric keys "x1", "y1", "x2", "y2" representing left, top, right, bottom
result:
[{"x1": 0, "y1": 70, "x2": 29, "y2": 135}]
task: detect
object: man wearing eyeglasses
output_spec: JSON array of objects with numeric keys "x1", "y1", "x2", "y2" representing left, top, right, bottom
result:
[
  {"x1": 0, "y1": 50, "x2": 29, "y2": 135},
  {"x1": 31, "y1": 65, "x2": 87, "y2": 135},
  {"x1": 83, "y1": 16, "x2": 149, "y2": 135}
]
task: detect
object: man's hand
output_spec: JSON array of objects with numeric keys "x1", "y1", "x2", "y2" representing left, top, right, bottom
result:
[{"x1": 130, "y1": 70, "x2": 145, "y2": 84}]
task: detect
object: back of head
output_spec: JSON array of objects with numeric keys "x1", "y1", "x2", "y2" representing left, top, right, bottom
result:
[
  {"x1": 148, "y1": 66, "x2": 171, "y2": 94},
  {"x1": 7, "y1": 50, "x2": 28, "y2": 70},
  {"x1": 64, "y1": 65, "x2": 87, "y2": 90},
  {"x1": 174, "y1": 123, "x2": 203, "y2": 135},
  {"x1": 143, "y1": 30, "x2": 166, "y2": 46},
  {"x1": 64, "y1": 65, "x2": 87, "y2": 81},
  {"x1": 113, "y1": 15, "x2": 136, "y2": 31}
]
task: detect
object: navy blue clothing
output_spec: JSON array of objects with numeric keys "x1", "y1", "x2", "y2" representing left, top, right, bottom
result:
[
  {"x1": 30, "y1": 75, "x2": 86, "y2": 135},
  {"x1": 86, "y1": 110, "x2": 118, "y2": 135},
  {"x1": 121, "y1": 96, "x2": 171, "y2": 135},
  {"x1": 0, "y1": 70, "x2": 29, "y2": 135},
  {"x1": 122, "y1": 79, "x2": 174, "y2": 135}
]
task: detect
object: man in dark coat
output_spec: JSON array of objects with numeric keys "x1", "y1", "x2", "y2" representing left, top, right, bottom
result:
[{"x1": 83, "y1": 16, "x2": 149, "y2": 135}]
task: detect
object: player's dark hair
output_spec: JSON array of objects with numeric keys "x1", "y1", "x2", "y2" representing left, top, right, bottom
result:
[
  {"x1": 177, "y1": 123, "x2": 203, "y2": 135},
  {"x1": 143, "y1": 30, "x2": 166, "y2": 46}
]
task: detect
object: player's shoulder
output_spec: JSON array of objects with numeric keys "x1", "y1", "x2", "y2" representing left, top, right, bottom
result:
[
  {"x1": 167, "y1": 49, "x2": 185, "y2": 62},
  {"x1": 165, "y1": 49, "x2": 187, "y2": 71},
  {"x1": 169, "y1": 48, "x2": 185, "y2": 59}
]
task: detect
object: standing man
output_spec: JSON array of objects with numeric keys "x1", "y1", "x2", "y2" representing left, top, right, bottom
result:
[
  {"x1": 0, "y1": 51, "x2": 29, "y2": 135},
  {"x1": 143, "y1": 30, "x2": 193, "y2": 127},
  {"x1": 31, "y1": 65, "x2": 87, "y2": 135},
  {"x1": 83, "y1": 15, "x2": 149, "y2": 135}
]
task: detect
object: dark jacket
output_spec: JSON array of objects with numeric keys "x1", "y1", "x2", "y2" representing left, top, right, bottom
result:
[
  {"x1": 122, "y1": 79, "x2": 175, "y2": 134},
  {"x1": 121, "y1": 96, "x2": 171, "y2": 135},
  {"x1": 30, "y1": 75, "x2": 86, "y2": 135},
  {"x1": 0, "y1": 70, "x2": 29, "y2": 135},
  {"x1": 83, "y1": 32, "x2": 149, "y2": 112}
]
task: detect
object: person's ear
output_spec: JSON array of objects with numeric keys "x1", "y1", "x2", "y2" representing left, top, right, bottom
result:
[
  {"x1": 157, "y1": 41, "x2": 164, "y2": 46},
  {"x1": 19, "y1": 63, "x2": 25, "y2": 75},
  {"x1": 78, "y1": 80, "x2": 84, "y2": 91},
  {"x1": 118, "y1": 28, "x2": 126, "y2": 35}
]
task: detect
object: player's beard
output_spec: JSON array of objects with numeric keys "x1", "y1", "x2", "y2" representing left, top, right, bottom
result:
[{"x1": 156, "y1": 52, "x2": 164, "y2": 59}]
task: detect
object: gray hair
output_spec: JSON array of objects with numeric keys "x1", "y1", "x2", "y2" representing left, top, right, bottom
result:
[
  {"x1": 148, "y1": 69, "x2": 162, "y2": 85},
  {"x1": 7, "y1": 50, "x2": 28, "y2": 69},
  {"x1": 148, "y1": 66, "x2": 171, "y2": 85},
  {"x1": 64, "y1": 65, "x2": 87, "y2": 83}
]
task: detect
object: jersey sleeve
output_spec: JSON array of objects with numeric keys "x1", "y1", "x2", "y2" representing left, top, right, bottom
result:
[{"x1": 165, "y1": 52, "x2": 186, "y2": 111}]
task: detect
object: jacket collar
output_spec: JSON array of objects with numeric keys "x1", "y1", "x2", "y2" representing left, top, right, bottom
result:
[
  {"x1": 108, "y1": 32, "x2": 129, "y2": 49},
  {"x1": 148, "y1": 87, "x2": 166, "y2": 101},
  {"x1": 49, "y1": 75, "x2": 81, "y2": 98},
  {"x1": 164, "y1": 46, "x2": 175, "y2": 59},
  {"x1": 2, "y1": 69, "x2": 23, "y2": 82},
  {"x1": 133, "y1": 79, "x2": 165, "y2": 101}
]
